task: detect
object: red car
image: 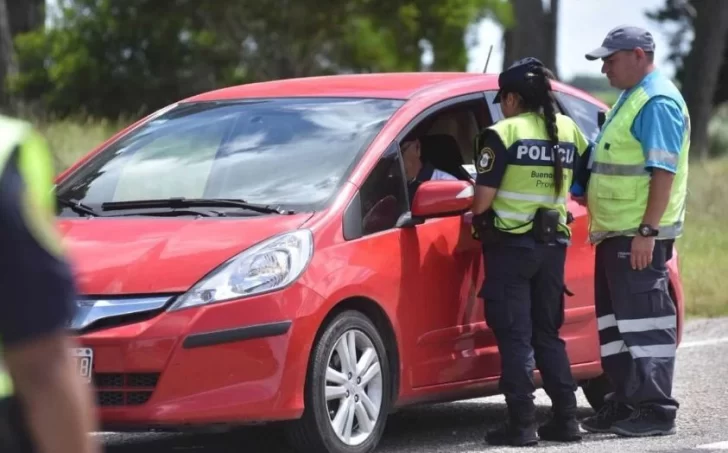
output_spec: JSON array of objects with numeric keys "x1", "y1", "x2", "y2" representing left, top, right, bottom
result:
[{"x1": 56, "y1": 72, "x2": 685, "y2": 453}]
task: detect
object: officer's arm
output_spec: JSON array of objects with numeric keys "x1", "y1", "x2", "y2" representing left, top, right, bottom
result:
[
  {"x1": 471, "y1": 130, "x2": 508, "y2": 215},
  {"x1": 632, "y1": 97, "x2": 685, "y2": 228},
  {"x1": 0, "y1": 144, "x2": 100, "y2": 453},
  {"x1": 567, "y1": 117, "x2": 593, "y2": 197},
  {"x1": 570, "y1": 141, "x2": 593, "y2": 197}
]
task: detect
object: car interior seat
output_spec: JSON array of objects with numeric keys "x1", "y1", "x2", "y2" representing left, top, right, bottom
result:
[{"x1": 418, "y1": 134, "x2": 473, "y2": 181}]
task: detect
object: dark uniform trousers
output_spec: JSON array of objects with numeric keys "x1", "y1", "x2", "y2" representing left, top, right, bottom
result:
[
  {"x1": 0, "y1": 396, "x2": 34, "y2": 453},
  {"x1": 595, "y1": 236, "x2": 679, "y2": 420},
  {"x1": 481, "y1": 239, "x2": 578, "y2": 421}
]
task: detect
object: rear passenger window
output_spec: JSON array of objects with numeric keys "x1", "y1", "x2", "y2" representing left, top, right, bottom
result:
[
  {"x1": 359, "y1": 143, "x2": 409, "y2": 235},
  {"x1": 556, "y1": 92, "x2": 602, "y2": 141}
]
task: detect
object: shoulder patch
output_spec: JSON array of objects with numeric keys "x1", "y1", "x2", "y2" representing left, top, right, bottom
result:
[{"x1": 476, "y1": 147, "x2": 495, "y2": 173}]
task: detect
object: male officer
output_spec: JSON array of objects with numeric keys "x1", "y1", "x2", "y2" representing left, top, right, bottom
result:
[
  {"x1": 577, "y1": 25, "x2": 689, "y2": 437},
  {"x1": 0, "y1": 114, "x2": 100, "y2": 453}
]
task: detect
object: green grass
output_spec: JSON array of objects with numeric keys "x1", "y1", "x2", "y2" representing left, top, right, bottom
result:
[
  {"x1": 29, "y1": 113, "x2": 728, "y2": 318},
  {"x1": 676, "y1": 156, "x2": 728, "y2": 317},
  {"x1": 36, "y1": 116, "x2": 128, "y2": 173}
]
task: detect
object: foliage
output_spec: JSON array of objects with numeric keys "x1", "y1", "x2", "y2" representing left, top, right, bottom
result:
[
  {"x1": 676, "y1": 153, "x2": 728, "y2": 317},
  {"x1": 7, "y1": 0, "x2": 513, "y2": 120},
  {"x1": 646, "y1": 0, "x2": 728, "y2": 107}
]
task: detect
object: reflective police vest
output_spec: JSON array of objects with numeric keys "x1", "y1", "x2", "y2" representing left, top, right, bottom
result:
[
  {"x1": 482, "y1": 111, "x2": 589, "y2": 236},
  {"x1": 586, "y1": 73, "x2": 690, "y2": 244},
  {"x1": 0, "y1": 114, "x2": 61, "y2": 401}
]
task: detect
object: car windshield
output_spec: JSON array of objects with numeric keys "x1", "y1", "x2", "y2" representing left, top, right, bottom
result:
[{"x1": 55, "y1": 97, "x2": 404, "y2": 216}]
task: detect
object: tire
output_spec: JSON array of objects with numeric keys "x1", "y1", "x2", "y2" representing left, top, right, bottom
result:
[
  {"x1": 580, "y1": 372, "x2": 614, "y2": 412},
  {"x1": 285, "y1": 310, "x2": 392, "y2": 453}
]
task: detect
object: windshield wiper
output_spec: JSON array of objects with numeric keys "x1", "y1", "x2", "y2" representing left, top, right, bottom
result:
[
  {"x1": 100, "y1": 198, "x2": 294, "y2": 215},
  {"x1": 57, "y1": 196, "x2": 100, "y2": 217}
]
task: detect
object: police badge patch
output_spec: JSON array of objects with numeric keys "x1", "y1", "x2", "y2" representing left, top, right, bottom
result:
[{"x1": 476, "y1": 147, "x2": 495, "y2": 173}]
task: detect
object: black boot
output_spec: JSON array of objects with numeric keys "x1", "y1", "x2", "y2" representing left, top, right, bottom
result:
[
  {"x1": 610, "y1": 406, "x2": 677, "y2": 437},
  {"x1": 485, "y1": 410, "x2": 539, "y2": 447},
  {"x1": 538, "y1": 415, "x2": 582, "y2": 442},
  {"x1": 581, "y1": 400, "x2": 632, "y2": 433}
]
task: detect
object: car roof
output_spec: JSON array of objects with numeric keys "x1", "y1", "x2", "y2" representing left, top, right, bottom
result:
[{"x1": 182, "y1": 72, "x2": 604, "y2": 108}]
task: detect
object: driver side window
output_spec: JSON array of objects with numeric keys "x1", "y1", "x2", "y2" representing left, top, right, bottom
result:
[
  {"x1": 358, "y1": 143, "x2": 409, "y2": 236},
  {"x1": 555, "y1": 92, "x2": 602, "y2": 141}
]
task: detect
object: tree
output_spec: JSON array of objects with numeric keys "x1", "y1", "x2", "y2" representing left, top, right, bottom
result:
[
  {"x1": 647, "y1": 0, "x2": 728, "y2": 159},
  {"x1": 502, "y1": 0, "x2": 559, "y2": 77},
  {"x1": 0, "y1": 0, "x2": 45, "y2": 111},
  {"x1": 7, "y1": 0, "x2": 514, "y2": 120}
]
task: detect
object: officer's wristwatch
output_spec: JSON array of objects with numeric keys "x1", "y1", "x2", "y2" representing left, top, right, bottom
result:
[{"x1": 638, "y1": 223, "x2": 659, "y2": 237}]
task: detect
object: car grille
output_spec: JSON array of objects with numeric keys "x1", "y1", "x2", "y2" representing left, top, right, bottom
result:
[{"x1": 93, "y1": 372, "x2": 160, "y2": 407}]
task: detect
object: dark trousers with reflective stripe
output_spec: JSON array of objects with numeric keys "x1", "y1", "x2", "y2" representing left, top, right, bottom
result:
[
  {"x1": 595, "y1": 236, "x2": 679, "y2": 420},
  {"x1": 481, "y1": 241, "x2": 578, "y2": 421}
]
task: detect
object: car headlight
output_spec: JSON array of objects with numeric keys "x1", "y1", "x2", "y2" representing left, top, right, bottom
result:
[{"x1": 168, "y1": 229, "x2": 314, "y2": 311}]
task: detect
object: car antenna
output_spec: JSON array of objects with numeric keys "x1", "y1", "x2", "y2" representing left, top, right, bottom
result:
[{"x1": 482, "y1": 45, "x2": 494, "y2": 73}]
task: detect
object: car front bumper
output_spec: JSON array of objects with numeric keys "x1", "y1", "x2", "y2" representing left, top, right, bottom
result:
[{"x1": 73, "y1": 284, "x2": 324, "y2": 428}]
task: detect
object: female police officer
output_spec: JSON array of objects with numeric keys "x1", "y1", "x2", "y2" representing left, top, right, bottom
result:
[{"x1": 470, "y1": 57, "x2": 591, "y2": 447}]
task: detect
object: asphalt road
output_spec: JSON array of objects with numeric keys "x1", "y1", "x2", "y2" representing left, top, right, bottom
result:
[{"x1": 99, "y1": 316, "x2": 728, "y2": 453}]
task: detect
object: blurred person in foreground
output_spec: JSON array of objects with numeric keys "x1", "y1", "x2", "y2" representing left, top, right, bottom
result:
[{"x1": 0, "y1": 114, "x2": 100, "y2": 453}]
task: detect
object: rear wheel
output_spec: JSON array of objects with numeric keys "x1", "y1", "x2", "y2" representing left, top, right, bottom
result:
[{"x1": 285, "y1": 310, "x2": 391, "y2": 453}]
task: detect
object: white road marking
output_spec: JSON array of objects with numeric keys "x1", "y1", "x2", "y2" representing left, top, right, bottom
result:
[
  {"x1": 696, "y1": 440, "x2": 728, "y2": 449},
  {"x1": 679, "y1": 337, "x2": 728, "y2": 349}
]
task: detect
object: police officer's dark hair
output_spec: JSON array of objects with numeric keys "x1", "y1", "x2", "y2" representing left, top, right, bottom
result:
[{"x1": 507, "y1": 66, "x2": 563, "y2": 196}]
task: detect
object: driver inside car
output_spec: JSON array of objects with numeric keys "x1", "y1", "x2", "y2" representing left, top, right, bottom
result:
[{"x1": 401, "y1": 136, "x2": 458, "y2": 202}]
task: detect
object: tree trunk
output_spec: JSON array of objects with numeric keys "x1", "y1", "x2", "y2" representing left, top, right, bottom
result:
[
  {"x1": 6, "y1": 0, "x2": 44, "y2": 36},
  {"x1": 502, "y1": 0, "x2": 559, "y2": 75},
  {"x1": 0, "y1": 0, "x2": 17, "y2": 111},
  {"x1": 680, "y1": 0, "x2": 728, "y2": 159},
  {"x1": 545, "y1": 0, "x2": 559, "y2": 79}
]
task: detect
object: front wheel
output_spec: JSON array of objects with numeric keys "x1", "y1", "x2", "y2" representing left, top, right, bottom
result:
[{"x1": 285, "y1": 310, "x2": 392, "y2": 453}]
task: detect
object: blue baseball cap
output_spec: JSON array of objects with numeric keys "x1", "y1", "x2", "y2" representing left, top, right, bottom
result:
[
  {"x1": 586, "y1": 25, "x2": 656, "y2": 60},
  {"x1": 493, "y1": 57, "x2": 546, "y2": 104}
]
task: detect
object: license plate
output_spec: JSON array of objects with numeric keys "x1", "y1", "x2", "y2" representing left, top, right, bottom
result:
[{"x1": 72, "y1": 348, "x2": 93, "y2": 383}]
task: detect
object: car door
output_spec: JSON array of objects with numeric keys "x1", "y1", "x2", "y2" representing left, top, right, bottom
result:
[
  {"x1": 395, "y1": 95, "x2": 492, "y2": 389},
  {"x1": 346, "y1": 134, "x2": 477, "y2": 392}
]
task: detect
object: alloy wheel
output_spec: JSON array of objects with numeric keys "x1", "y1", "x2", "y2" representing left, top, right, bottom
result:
[{"x1": 324, "y1": 329, "x2": 384, "y2": 446}]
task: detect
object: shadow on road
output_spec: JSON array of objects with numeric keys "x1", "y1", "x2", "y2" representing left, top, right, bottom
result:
[{"x1": 103, "y1": 400, "x2": 597, "y2": 453}]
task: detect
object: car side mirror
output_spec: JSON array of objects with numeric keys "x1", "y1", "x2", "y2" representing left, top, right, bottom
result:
[{"x1": 411, "y1": 180, "x2": 474, "y2": 219}]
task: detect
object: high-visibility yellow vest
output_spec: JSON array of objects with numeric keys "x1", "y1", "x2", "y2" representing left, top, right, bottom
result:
[
  {"x1": 586, "y1": 72, "x2": 690, "y2": 244},
  {"x1": 0, "y1": 114, "x2": 60, "y2": 400},
  {"x1": 482, "y1": 111, "x2": 590, "y2": 237}
]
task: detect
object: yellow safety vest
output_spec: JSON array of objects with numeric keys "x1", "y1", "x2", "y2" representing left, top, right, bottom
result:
[
  {"x1": 479, "y1": 111, "x2": 590, "y2": 237},
  {"x1": 586, "y1": 71, "x2": 690, "y2": 244},
  {"x1": 0, "y1": 114, "x2": 61, "y2": 400}
]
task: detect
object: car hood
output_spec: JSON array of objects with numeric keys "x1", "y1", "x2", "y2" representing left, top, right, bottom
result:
[{"x1": 57, "y1": 213, "x2": 314, "y2": 295}]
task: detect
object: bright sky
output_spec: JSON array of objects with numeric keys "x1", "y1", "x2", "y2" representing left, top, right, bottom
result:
[{"x1": 466, "y1": 0, "x2": 682, "y2": 80}]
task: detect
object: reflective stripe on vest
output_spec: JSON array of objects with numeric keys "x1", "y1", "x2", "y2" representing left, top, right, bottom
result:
[
  {"x1": 484, "y1": 112, "x2": 590, "y2": 235},
  {"x1": 586, "y1": 73, "x2": 690, "y2": 244}
]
